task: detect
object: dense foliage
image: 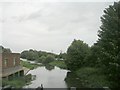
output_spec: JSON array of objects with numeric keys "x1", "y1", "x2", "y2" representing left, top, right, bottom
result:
[
  {"x1": 65, "y1": 39, "x2": 90, "y2": 71},
  {"x1": 42, "y1": 55, "x2": 55, "y2": 64},
  {"x1": 65, "y1": 1, "x2": 120, "y2": 88},
  {"x1": 65, "y1": 67, "x2": 109, "y2": 88},
  {"x1": 97, "y1": 2, "x2": 120, "y2": 88},
  {"x1": 21, "y1": 49, "x2": 55, "y2": 59},
  {"x1": 21, "y1": 49, "x2": 58, "y2": 64},
  {"x1": 2, "y1": 1, "x2": 119, "y2": 88},
  {"x1": 84, "y1": 44, "x2": 101, "y2": 67},
  {"x1": 49, "y1": 60, "x2": 67, "y2": 69}
]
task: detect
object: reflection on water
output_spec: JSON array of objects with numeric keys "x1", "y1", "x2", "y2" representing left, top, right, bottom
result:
[
  {"x1": 25, "y1": 66, "x2": 68, "y2": 88},
  {"x1": 45, "y1": 64, "x2": 55, "y2": 71}
]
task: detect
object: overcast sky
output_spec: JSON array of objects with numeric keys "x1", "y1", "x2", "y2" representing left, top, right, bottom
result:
[{"x1": 0, "y1": 0, "x2": 116, "y2": 54}]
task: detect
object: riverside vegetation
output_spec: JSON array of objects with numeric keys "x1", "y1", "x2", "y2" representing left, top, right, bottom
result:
[
  {"x1": 2, "y1": 74, "x2": 32, "y2": 88},
  {"x1": 65, "y1": 2, "x2": 120, "y2": 88},
  {"x1": 2, "y1": 1, "x2": 119, "y2": 88},
  {"x1": 21, "y1": 2, "x2": 120, "y2": 88}
]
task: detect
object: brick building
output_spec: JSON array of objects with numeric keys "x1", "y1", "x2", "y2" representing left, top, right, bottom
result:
[{"x1": 0, "y1": 52, "x2": 24, "y2": 79}]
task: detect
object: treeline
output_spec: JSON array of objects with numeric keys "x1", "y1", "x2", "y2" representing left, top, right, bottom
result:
[
  {"x1": 20, "y1": 49, "x2": 65, "y2": 64},
  {"x1": 65, "y1": 2, "x2": 120, "y2": 88}
]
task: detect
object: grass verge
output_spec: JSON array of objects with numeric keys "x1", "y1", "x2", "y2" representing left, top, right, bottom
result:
[
  {"x1": 20, "y1": 60, "x2": 42, "y2": 70},
  {"x1": 49, "y1": 60, "x2": 67, "y2": 69}
]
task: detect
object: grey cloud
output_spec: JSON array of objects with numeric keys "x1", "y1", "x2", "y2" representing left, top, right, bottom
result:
[{"x1": 1, "y1": 2, "x2": 114, "y2": 53}]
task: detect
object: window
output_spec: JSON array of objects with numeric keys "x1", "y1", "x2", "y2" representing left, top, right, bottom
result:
[
  {"x1": 4, "y1": 58, "x2": 8, "y2": 67},
  {"x1": 13, "y1": 57, "x2": 16, "y2": 66}
]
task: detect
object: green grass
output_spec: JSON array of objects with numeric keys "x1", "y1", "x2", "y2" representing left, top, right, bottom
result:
[
  {"x1": 76, "y1": 67, "x2": 110, "y2": 88},
  {"x1": 20, "y1": 60, "x2": 41, "y2": 70},
  {"x1": 49, "y1": 60, "x2": 67, "y2": 69}
]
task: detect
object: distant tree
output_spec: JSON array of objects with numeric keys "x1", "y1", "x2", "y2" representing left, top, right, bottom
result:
[
  {"x1": 66, "y1": 39, "x2": 90, "y2": 71},
  {"x1": 42, "y1": 55, "x2": 55, "y2": 64},
  {"x1": 21, "y1": 49, "x2": 57, "y2": 63},
  {"x1": 27, "y1": 50, "x2": 39, "y2": 61},
  {"x1": 38, "y1": 56, "x2": 46, "y2": 63},
  {"x1": 21, "y1": 49, "x2": 39, "y2": 61},
  {"x1": 58, "y1": 53, "x2": 67, "y2": 60},
  {"x1": 20, "y1": 50, "x2": 29, "y2": 59},
  {"x1": 97, "y1": 1, "x2": 120, "y2": 88}
]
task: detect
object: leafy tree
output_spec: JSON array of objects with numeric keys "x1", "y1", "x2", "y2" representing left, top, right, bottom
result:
[
  {"x1": 84, "y1": 44, "x2": 101, "y2": 67},
  {"x1": 58, "y1": 53, "x2": 67, "y2": 60},
  {"x1": 29, "y1": 50, "x2": 39, "y2": 61},
  {"x1": 20, "y1": 50, "x2": 29, "y2": 59},
  {"x1": 97, "y1": 1, "x2": 120, "y2": 88},
  {"x1": 42, "y1": 55, "x2": 55, "y2": 64},
  {"x1": 38, "y1": 56, "x2": 46, "y2": 63},
  {"x1": 21, "y1": 49, "x2": 39, "y2": 61},
  {"x1": 21, "y1": 49, "x2": 57, "y2": 63},
  {"x1": 66, "y1": 39, "x2": 90, "y2": 71}
]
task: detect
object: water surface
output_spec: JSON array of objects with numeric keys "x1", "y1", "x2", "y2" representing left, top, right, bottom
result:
[{"x1": 25, "y1": 66, "x2": 68, "y2": 88}]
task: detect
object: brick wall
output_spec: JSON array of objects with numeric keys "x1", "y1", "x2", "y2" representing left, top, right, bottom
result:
[
  {"x1": 0, "y1": 53, "x2": 2, "y2": 67},
  {"x1": 2, "y1": 53, "x2": 20, "y2": 69}
]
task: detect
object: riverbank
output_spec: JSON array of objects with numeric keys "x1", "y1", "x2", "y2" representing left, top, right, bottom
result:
[
  {"x1": 2, "y1": 74, "x2": 32, "y2": 88},
  {"x1": 20, "y1": 60, "x2": 43, "y2": 70},
  {"x1": 49, "y1": 60, "x2": 67, "y2": 69},
  {"x1": 20, "y1": 58, "x2": 67, "y2": 70},
  {"x1": 65, "y1": 67, "x2": 110, "y2": 88}
]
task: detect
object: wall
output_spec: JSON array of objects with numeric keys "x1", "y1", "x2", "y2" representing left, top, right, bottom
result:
[{"x1": 2, "y1": 53, "x2": 20, "y2": 69}]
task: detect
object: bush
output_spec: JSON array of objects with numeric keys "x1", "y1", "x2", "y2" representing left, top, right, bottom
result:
[{"x1": 76, "y1": 67, "x2": 109, "y2": 88}]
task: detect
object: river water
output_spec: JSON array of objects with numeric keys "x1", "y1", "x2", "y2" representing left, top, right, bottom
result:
[{"x1": 25, "y1": 66, "x2": 68, "y2": 88}]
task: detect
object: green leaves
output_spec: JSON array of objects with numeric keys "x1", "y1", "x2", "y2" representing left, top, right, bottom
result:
[
  {"x1": 42, "y1": 55, "x2": 55, "y2": 64},
  {"x1": 66, "y1": 39, "x2": 90, "y2": 71},
  {"x1": 97, "y1": 1, "x2": 120, "y2": 88}
]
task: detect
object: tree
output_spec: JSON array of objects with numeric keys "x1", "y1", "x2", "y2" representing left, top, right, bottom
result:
[
  {"x1": 84, "y1": 44, "x2": 101, "y2": 67},
  {"x1": 37, "y1": 56, "x2": 46, "y2": 63},
  {"x1": 42, "y1": 55, "x2": 55, "y2": 64},
  {"x1": 21, "y1": 49, "x2": 39, "y2": 61},
  {"x1": 97, "y1": 1, "x2": 120, "y2": 88},
  {"x1": 66, "y1": 39, "x2": 90, "y2": 71},
  {"x1": 58, "y1": 53, "x2": 67, "y2": 60},
  {"x1": 20, "y1": 50, "x2": 29, "y2": 59}
]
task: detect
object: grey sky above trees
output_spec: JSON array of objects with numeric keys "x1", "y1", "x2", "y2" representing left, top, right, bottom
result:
[{"x1": 0, "y1": 0, "x2": 116, "y2": 54}]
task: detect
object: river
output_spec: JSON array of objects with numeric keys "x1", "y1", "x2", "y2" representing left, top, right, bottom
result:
[
  {"x1": 22, "y1": 59, "x2": 107, "y2": 89},
  {"x1": 25, "y1": 66, "x2": 68, "y2": 88},
  {"x1": 21, "y1": 59, "x2": 82, "y2": 88}
]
